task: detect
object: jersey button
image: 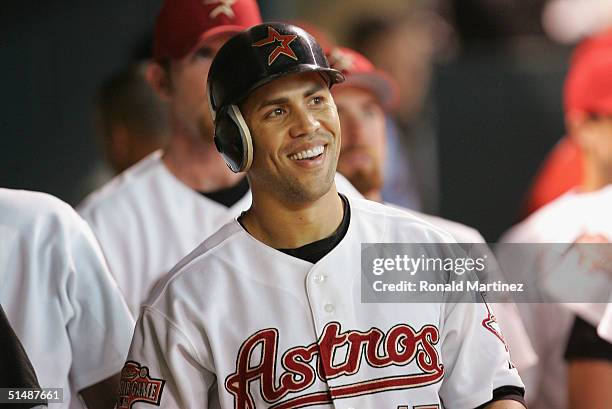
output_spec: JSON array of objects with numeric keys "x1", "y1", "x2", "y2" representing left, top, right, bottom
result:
[
  {"x1": 312, "y1": 274, "x2": 327, "y2": 283},
  {"x1": 324, "y1": 303, "x2": 335, "y2": 313}
]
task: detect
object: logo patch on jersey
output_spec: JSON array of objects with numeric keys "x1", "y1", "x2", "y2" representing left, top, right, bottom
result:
[
  {"x1": 117, "y1": 361, "x2": 166, "y2": 409},
  {"x1": 253, "y1": 26, "x2": 298, "y2": 65},
  {"x1": 481, "y1": 304, "x2": 508, "y2": 351},
  {"x1": 225, "y1": 321, "x2": 444, "y2": 409}
]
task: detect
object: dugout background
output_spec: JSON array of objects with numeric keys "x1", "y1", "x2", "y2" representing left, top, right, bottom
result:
[{"x1": 0, "y1": 0, "x2": 570, "y2": 240}]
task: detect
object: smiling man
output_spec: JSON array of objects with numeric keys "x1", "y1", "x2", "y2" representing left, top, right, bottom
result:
[{"x1": 120, "y1": 23, "x2": 525, "y2": 409}]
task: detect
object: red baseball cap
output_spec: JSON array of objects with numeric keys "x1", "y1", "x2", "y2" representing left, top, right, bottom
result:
[
  {"x1": 287, "y1": 20, "x2": 336, "y2": 55},
  {"x1": 154, "y1": 0, "x2": 262, "y2": 60},
  {"x1": 564, "y1": 29, "x2": 612, "y2": 121},
  {"x1": 327, "y1": 47, "x2": 399, "y2": 111}
]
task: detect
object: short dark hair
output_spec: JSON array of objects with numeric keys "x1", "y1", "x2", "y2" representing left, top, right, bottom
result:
[{"x1": 95, "y1": 63, "x2": 169, "y2": 141}]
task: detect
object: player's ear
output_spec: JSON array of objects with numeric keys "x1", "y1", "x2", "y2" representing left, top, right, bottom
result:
[{"x1": 145, "y1": 61, "x2": 172, "y2": 101}]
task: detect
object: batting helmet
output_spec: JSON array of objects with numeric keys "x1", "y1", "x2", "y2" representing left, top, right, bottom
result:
[{"x1": 207, "y1": 22, "x2": 345, "y2": 172}]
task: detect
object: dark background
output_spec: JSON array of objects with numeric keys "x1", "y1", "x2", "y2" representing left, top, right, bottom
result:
[{"x1": 0, "y1": 0, "x2": 570, "y2": 240}]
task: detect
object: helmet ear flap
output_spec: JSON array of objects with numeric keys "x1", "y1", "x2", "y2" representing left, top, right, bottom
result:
[{"x1": 213, "y1": 105, "x2": 253, "y2": 173}]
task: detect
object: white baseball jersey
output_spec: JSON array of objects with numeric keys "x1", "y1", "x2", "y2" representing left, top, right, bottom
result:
[
  {"x1": 121, "y1": 197, "x2": 523, "y2": 409},
  {"x1": 78, "y1": 150, "x2": 361, "y2": 317},
  {"x1": 0, "y1": 189, "x2": 135, "y2": 409},
  {"x1": 498, "y1": 184, "x2": 612, "y2": 409},
  {"x1": 356, "y1": 202, "x2": 537, "y2": 372},
  {"x1": 400, "y1": 210, "x2": 538, "y2": 373}
]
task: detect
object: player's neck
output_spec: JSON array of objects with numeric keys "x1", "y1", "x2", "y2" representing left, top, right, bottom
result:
[
  {"x1": 580, "y1": 159, "x2": 612, "y2": 192},
  {"x1": 162, "y1": 131, "x2": 243, "y2": 192},
  {"x1": 242, "y1": 186, "x2": 344, "y2": 249}
]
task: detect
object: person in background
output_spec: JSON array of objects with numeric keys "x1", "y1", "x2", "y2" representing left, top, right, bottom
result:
[
  {"x1": 78, "y1": 0, "x2": 262, "y2": 316},
  {"x1": 94, "y1": 63, "x2": 170, "y2": 174},
  {"x1": 499, "y1": 29, "x2": 612, "y2": 409},
  {"x1": 348, "y1": 8, "x2": 449, "y2": 212},
  {"x1": 0, "y1": 188, "x2": 134, "y2": 409}
]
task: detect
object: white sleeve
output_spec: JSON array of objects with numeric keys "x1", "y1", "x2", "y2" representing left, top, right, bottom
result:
[
  {"x1": 119, "y1": 307, "x2": 216, "y2": 409},
  {"x1": 438, "y1": 297, "x2": 524, "y2": 409},
  {"x1": 65, "y1": 217, "x2": 135, "y2": 392}
]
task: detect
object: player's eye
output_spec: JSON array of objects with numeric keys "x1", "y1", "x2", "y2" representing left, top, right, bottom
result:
[
  {"x1": 265, "y1": 107, "x2": 286, "y2": 119},
  {"x1": 310, "y1": 95, "x2": 324, "y2": 105}
]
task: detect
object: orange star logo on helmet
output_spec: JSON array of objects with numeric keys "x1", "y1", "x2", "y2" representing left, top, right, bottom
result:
[{"x1": 252, "y1": 26, "x2": 298, "y2": 65}]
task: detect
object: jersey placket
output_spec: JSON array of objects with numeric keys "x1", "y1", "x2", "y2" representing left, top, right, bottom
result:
[{"x1": 305, "y1": 257, "x2": 357, "y2": 409}]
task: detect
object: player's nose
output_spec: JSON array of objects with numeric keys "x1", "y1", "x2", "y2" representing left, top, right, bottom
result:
[{"x1": 289, "y1": 108, "x2": 320, "y2": 138}]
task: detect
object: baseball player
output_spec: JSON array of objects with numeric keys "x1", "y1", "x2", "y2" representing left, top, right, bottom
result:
[
  {"x1": 77, "y1": 0, "x2": 262, "y2": 317},
  {"x1": 0, "y1": 188, "x2": 135, "y2": 409},
  {"x1": 119, "y1": 23, "x2": 525, "y2": 409},
  {"x1": 328, "y1": 45, "x2": 537, "y2": 373},
  {"x1": 499, "y1": 29, "x2": 612, "y2": 409},
  {"x1": 78, "y1": 0, "x2": 358, "y2": 317}
]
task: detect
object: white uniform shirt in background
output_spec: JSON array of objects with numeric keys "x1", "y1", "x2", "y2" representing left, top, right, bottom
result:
[
  {"x1": 123, "y1": 197, "x2": 523, "y2": 409},
  {"x1": 79, "y1": 150, "x2": 360, "y2": 317},
  {"x1": 78, "y1": 150, "x2": 251, "y2": 317},
  {"x1": 0, "y1": 189, "x2": 135, "y2": 409},
  {"x1": 499, "y1": 184, "x2": 612, "y2": 409}
]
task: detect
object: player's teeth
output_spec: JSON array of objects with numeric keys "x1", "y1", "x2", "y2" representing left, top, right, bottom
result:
[{"x1": 290, "y1": 145, "x2": 324, "y2": 160}]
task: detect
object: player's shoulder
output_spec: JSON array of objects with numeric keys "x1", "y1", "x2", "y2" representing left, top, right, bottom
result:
[
  {"x1": 501, "y1": 189, "x2": 583, "y2": 242},
  {"x1": 407, "y1": 211, "x2": 485, "y2": 244},
  {"x1": 598, "y1": 183, "x2": 612, "y2": 198},
  {"x1": 349, "y1": 196, "x2": 435, "y2": 226},
  {"x1": 0, "y1": 188, "x2": 82, "y2": 230},
  {"x1": 581, "y1": 183, "x2": 612, "y2": 205},
  {"x1": 143, "y1": 220, "x2": 246, "y2": 307},
  {"x1": 348, "y1": 196, "x2": 455, "y2": 242},
  {"x1": 77, "y1": 151, "x2": 165, "y2": 216}
]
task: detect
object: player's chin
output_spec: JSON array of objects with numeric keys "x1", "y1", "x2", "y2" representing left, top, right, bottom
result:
[
  {"x1": 291, "y1": 158, "x2": 336, "y2": 187},
  {"x1": 297, "y1": 176, "x2": 336, "y2": 202}
]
